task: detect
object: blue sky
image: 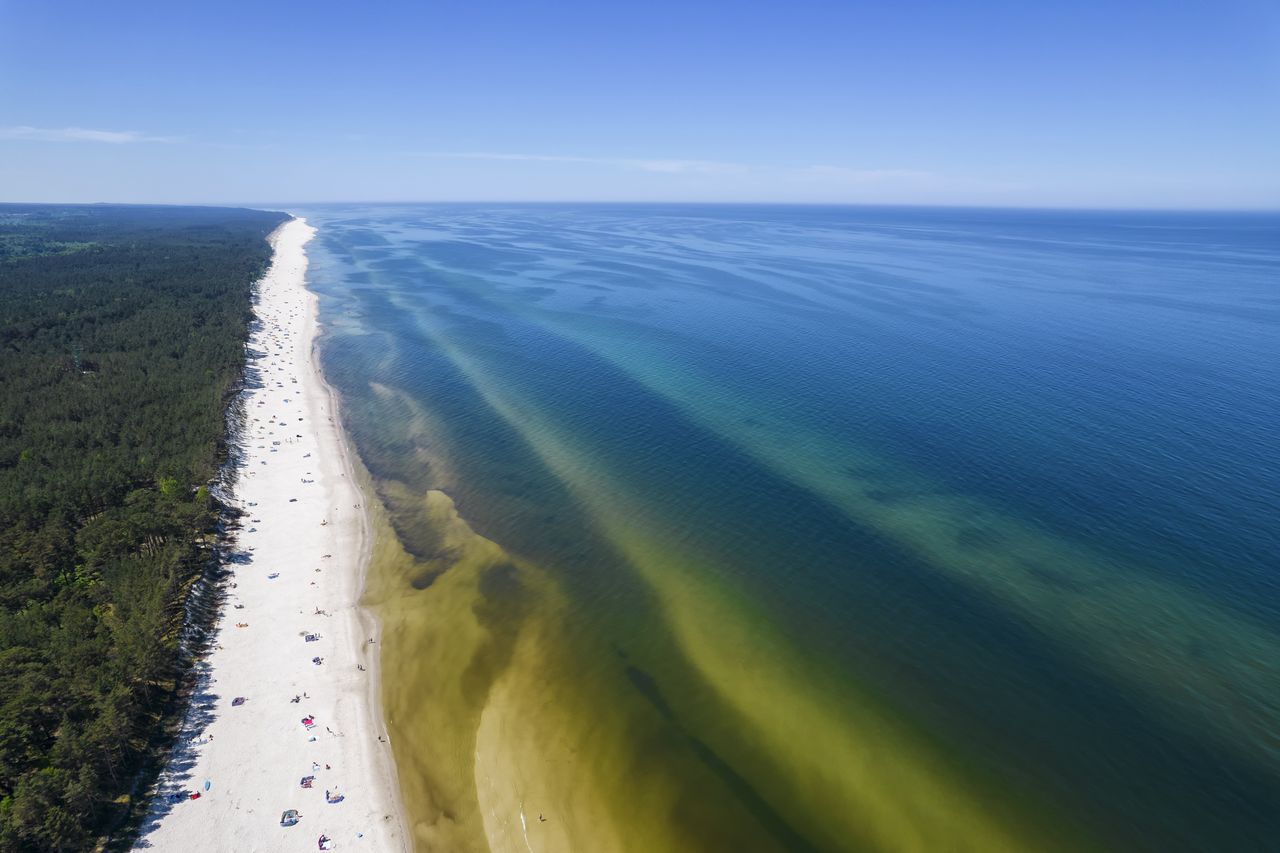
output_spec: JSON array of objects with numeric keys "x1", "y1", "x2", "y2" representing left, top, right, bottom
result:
[{"x1": 1, "y1": 0, "x2": 1277, "y2": 207}]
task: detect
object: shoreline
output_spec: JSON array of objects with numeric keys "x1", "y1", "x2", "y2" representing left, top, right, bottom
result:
[
  {"x1": 308, "y1": 267, "x2": 413, "y2": 850},
  {"x1": 131, "y1": 217, "x2": 409, "y2": 852}
]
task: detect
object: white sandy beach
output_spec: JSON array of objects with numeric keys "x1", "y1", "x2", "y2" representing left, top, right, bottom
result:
[{"x1": 133, "y1": 218, "x2": 407, "y2": 853}]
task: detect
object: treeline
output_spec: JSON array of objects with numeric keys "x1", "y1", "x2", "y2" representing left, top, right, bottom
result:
[{"x1": 0, "y1": 204, "x2": 288, "y2": 850}]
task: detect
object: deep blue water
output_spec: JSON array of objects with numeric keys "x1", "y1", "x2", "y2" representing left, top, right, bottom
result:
[{"x1": 301, "y1": 204, "x2": 1280, "y2": 851}]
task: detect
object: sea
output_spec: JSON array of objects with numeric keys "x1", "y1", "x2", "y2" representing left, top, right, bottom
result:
[{"x1": 296, "y1": 203, "x2": 1280, "y2": 852}]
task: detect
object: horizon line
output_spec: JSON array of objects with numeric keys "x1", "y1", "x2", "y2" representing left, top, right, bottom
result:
[{"x1": 2, "y1": 199, "x2": 1278, "y2": 215}]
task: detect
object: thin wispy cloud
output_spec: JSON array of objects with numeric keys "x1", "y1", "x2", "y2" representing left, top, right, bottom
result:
[
  {"x1": 412, "y1": 151, "x2": 745, "y2": 174},
  {"x1": 409, "y1": 151, "x2": 937, "y2": 185},
  {"x1": 803, "y1": 165, "x2": 935, "y2": 182},
  {"x1": 0, "y1": 125, "x2": 176, "y2": 144}
]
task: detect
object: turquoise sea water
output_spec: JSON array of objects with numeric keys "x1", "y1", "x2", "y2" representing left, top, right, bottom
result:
[{"x1": 301, "y1": 204, "x2": 1280, "y2": 851}]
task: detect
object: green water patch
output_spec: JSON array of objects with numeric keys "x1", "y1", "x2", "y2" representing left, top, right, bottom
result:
[
  {"x1": 366, "y1": 295, "x2": 1093, "y2": 852},
  {"x1": 360, "y1": 423, "x2": 829, "y2": 851},
  {"x1": 421, "y1": 275, "x2": 1280, "y2": 844},
  {"x1": 400, "y1": 248, "x2": 1280, "y2": 768},
  {"x1": 339, "y1": 364, "x2": 829, "y2": 849},
  {"x1": 542, "y1": 316, "x2": 1280, "y2": 772}
]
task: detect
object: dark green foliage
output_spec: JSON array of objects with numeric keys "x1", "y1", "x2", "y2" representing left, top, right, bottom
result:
[{"x1": 0, "y1": 204, "x2": 287, "y2": 851}]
